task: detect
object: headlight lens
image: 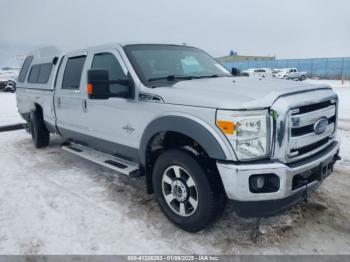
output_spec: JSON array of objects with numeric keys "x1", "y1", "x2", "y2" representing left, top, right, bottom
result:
[{"x1": 216, "y1": 110, "x2": 270, "y2": 160}]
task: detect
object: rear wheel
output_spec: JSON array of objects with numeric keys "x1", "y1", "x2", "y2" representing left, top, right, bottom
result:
[
  {"x1": 30, "y1": 109, "x2": 50, "y2": 148},
  {"x1": 153, "y1": 149, "x2": 226, "y2": 232}
]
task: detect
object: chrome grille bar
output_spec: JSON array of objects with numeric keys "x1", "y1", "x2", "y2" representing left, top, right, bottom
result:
[
  {"x1": 291, "y1": 105, "x2": 336, "y2": 128},
  {"x1": 289, "y1": 123, "x2": 335, "y2": 149}
]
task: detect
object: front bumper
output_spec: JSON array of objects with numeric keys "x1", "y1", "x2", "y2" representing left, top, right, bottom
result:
[{"x1": 217, "y1": 141, "x2": 340, "y2": 217}]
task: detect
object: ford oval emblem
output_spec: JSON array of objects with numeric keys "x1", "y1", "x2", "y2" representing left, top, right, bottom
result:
[{"x1": 313, "y1": 117, "x2": 328, "y2": 134}]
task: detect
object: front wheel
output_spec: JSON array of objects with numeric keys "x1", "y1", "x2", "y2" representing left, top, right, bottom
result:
[{"x1": 153, "y1": 149, "x2": 226, "y2": 232}]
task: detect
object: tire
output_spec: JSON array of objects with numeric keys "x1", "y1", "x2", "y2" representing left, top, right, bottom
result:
[
  {"x1": 4, "y1": 86, "x2": 14, "y2": 93},
  {"x1": 300, "y1": 75, "x2": 306, "y2": 81},
  {"x1": 30, "y1": 109, "x2": 50, "y2": 148},
  {"x1": 152, "y1": 149, "x2": 226, "y2": 232}
]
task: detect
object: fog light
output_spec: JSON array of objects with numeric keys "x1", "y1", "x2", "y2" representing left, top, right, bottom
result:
[
  {"x1": 250, "y1": 176, "x2": 265, "y2": 191},
  {"x1": 249, "y1": 173, "x2": 280, "y2": 193}
]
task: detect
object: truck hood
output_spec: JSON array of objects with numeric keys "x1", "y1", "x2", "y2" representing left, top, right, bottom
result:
[{"x1": 149, "y1": 77, "x2": 332, "y2": 109}]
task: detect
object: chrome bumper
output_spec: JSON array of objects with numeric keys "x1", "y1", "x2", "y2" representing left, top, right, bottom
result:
[{"x1": 217, "y1": 141, "x2": 340, "y2": 202}]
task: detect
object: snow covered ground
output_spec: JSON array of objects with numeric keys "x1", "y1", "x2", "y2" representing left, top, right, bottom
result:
[
  {"x1": 0, "y1": 81, "x2": 350, "y2": 255},
  {"x1": 0, "y1": 93, "x2": 23, "y2": 126}
]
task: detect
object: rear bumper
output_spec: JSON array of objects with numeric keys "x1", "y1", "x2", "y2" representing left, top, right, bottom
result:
[{"x1": 216, "y1": 141, "x2": 340, "y2": 217}]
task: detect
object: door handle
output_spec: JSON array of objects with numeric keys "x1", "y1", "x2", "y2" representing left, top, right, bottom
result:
[
  {"x1": 57, "y1": 97, "x2": 61, "y2": 108},
  {"x1": 82, "y1": 99, "x2": 87, "y2": 112}
]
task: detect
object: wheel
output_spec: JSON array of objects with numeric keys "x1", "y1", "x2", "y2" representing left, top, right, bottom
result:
[
  {"x1": 152, "y1": 149, "x2": 226, "y2": 232},
  {"x1": 30, "y1": 109, "x2": 50, "y2": 148},
  {"x1": 4, "y1": 86, "x2": 14, "y2": 93},
  {"x1": 300, "y1": 75, "x2": 306, "y2": 81}
]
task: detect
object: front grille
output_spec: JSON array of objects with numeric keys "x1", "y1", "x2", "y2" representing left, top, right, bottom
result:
[
  {"x1": 287, "y1": 99, "x2": 337, "y2": 161},
  {"x1": 291, "y1": 115, "x2": 336, "y2": 136},
  {"x1": 295, "y1": 100, "x2": 333, "y2": 114}
]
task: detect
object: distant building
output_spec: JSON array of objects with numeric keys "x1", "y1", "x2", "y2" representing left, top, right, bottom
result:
[{"x1": 216, "y1": 52, "x2": 275, "y2": 64}]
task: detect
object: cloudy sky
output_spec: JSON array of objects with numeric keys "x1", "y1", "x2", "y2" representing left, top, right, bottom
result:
[{"x1": 0, "y1": 0, "x2": 350, "y2": 65}]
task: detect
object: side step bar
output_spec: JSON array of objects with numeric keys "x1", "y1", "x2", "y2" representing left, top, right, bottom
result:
[{"x1": 62, "y1": 143, "x2": 141, "y2": 177}]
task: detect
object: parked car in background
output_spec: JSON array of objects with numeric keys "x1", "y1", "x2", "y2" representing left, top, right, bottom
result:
[
  {"x1": 272, "y1": 68, "x2": 282, "y2": 78},
  {"x1": 0, "y1": 67, "x2": 20, "y2": 92},
  {"x1": 0, "y1": 73, "x2": 8, "y2": 91},
  {"x1": 241, "y1": 68, "x2": 273, "y2": 78},
  {"x1": 4, "y1": 79, "x2": 16, "y2": 93},
  {"x1": 275, "y1": 68, "x2": 307, "y2": 81}
]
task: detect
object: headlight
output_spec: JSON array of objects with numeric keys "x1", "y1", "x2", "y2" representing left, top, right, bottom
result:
[{"x1": 216, "y1": 110, "x2": 270, "y2": 160}]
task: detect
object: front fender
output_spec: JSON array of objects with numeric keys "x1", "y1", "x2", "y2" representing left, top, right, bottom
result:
[{"x1": 139, "y1": 115, "x2": 228, "y2": 165}]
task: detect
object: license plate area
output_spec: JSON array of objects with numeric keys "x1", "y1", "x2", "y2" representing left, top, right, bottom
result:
[
  {"x1": 292, "y1": 156, "x2": 335, "y2": 190},
  {"x1": 319, "y1": 156, "x2": 334, "y2": 181}
]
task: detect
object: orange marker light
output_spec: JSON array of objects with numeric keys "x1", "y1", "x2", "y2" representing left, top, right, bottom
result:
[
  {"x1": 216, "y1": 120, "x2": 235, "y2": 135},
  {"x1": 87, "y1": 83, "x2": 93, "y2": 95}
]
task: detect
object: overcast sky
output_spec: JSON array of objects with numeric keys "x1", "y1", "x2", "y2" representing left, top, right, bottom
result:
[{"x1": 0, "y1": 0, "x2": 350, "y2": 64}]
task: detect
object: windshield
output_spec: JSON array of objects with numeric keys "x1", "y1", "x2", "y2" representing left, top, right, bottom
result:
[{"x1": 124, "y1": 44, "x2": 231, "y2": 87}]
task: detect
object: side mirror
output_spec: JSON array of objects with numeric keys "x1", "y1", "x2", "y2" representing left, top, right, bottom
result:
[{"x1": 87, "y1": 69, "x2": 110, "y2": 99}]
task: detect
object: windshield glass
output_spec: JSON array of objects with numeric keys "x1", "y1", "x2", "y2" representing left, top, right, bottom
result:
[{"x1": 124, "y1": 44, "x2": 231, "y2": 87}]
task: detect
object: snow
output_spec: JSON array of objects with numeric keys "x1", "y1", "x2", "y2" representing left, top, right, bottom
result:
[
  {"x1": 0, "y1": 68, "x2": 19, "y2": 82},
  {"x1": 0, "y1": 93, "x2": 23, "y2": 126},
  {"x1": 0, "y1": 80, "x2": 350, "y2": 255}
]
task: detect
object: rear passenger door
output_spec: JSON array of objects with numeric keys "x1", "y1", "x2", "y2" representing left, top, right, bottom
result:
[{"x1": 54, "y1": 53, "x2": 88, "y2": 142}]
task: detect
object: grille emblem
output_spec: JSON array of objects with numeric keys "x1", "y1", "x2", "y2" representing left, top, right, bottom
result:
[{"x1": 313, "y1": 117, "x2": 328, "y2": 134}]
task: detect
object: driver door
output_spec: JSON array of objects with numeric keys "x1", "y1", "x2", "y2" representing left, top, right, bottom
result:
[{"x1": 82, "y1": 49, "x2": 139, "y2": 161}]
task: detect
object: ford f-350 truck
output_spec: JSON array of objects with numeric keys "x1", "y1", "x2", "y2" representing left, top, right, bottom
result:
[{"x1": 16, "y1": 44, "x2": 340, "y2": 232}]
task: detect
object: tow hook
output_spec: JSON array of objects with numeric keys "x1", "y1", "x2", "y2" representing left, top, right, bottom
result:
[
  {"x1": 304, "y1": 183, "x2": 309, "y2": 202},
  {"x1": 334, "y1": 154, "x2": 342, "y2": 162},
  {"x1": 300, "y1": 179, "x2": 309, "y2": 202}
]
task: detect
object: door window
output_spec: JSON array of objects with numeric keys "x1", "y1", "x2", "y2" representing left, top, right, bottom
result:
[
  {"x1": 62, "y1": 56, "x2": 86, "y2": 90},
  {"x1": 38, "y1": 63, "x2": 53, "y2": 83},
  {"x1": 91, "y1": 53, "x2": 130, "y2": 98},
  {"x1": 27, "y1": 63, "x2": 53, "y2": 84},
  {"x1": 28, "y1": 65, "x2": 40, "y2": 83}
]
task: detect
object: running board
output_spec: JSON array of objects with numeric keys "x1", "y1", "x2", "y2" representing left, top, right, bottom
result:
[{"x1": 62, "y1": 143, "x2": 141, "y2": 177}]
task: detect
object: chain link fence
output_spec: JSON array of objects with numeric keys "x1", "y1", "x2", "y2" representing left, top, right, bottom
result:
[{"x1": 224, "y1": 57, "x2": 350, "y2": 80}]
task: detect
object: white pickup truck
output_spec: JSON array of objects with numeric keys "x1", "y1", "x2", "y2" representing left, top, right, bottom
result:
[
  {"x1": 241, "y1": 68, "x2": 273, "y2": 78},
  {"x1": 16, "y1": 44, "x2": 340, "y2": 232},
  {"x1": 275, "y1": 68, "x2": 308, "y2": 81}
]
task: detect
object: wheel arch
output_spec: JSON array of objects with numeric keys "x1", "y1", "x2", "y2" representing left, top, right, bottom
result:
[
  {"x1": 139, "y1": 115, "x2": 227, "y2": 166},
  {"x1": 139, "y1": 115, "x2": 228, "y2": 194}
]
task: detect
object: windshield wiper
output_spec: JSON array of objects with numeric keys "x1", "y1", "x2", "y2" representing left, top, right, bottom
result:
[
  {"x1": 148, "y1": 75, "x2": 198, "y2": 82},
  {"x1": 196, "y1": 74, "x2": 230, "y2": 79}
]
